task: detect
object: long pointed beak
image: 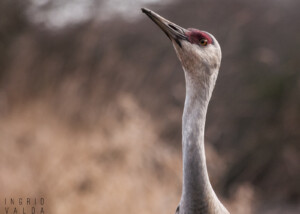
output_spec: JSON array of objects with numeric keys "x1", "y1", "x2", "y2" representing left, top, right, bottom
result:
[{"x1": 141, "y1": 8, "x2": 188, "y2": 46}]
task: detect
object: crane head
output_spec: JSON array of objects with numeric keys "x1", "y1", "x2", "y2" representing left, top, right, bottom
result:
[{"x1": 142, "y1": 8, "x2": 221, "y2": 77}]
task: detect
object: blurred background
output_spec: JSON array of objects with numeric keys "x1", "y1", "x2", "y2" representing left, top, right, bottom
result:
[{"x1": 0, "y1": 0, "x2": 299, "y2": 213}]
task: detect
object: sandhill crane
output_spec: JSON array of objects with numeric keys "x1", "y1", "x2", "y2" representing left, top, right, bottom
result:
[{"x1": 142, "y1": 8, "x2": 229, "y2": 214}]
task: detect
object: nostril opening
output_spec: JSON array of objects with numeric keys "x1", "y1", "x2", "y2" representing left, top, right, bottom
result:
[{"x1": 169, "y1": 24, "x2": 179, "y2": 32}]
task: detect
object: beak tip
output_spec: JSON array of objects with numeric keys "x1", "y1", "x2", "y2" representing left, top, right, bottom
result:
[{"x1": 141, "y1": 8, "x2": 151, "y2": 14}]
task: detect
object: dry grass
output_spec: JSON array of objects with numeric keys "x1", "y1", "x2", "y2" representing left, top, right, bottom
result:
[
  {"x1": 0, "y1": 92, "x2": 255, "y2": 213},
  {"x1": 0, "y1": 94, "x2": 183, "y2": 213}
]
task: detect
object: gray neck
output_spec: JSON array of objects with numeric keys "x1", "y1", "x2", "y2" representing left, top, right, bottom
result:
[{"x1": 179, "y1": 72, "x2": 228, "y2": 213}]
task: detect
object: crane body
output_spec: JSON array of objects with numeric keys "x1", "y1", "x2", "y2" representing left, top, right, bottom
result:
[{"x1": 142, "y1": 8, "x2": 229, "y2": 214}]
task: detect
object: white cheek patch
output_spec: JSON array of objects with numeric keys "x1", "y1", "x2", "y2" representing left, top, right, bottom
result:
[{"x1": 172, "y1": 40, "x2": 221, "y2": 76}]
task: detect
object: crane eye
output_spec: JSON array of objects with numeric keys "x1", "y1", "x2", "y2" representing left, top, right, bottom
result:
[{"x1": 199, "y1": 39, "x2": 208, "y2": 46}]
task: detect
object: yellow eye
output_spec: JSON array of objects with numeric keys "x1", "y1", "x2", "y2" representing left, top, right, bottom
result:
[{"x1": 199, "y1": 39, "x2": 208, "y2": 46}]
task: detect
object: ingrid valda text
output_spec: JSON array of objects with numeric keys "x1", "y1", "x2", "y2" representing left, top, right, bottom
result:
[{"x1": 0, "y1": 198, "x2": 44, "y2": 214}]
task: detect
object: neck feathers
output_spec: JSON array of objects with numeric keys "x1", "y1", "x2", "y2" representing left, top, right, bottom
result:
[{"x1": 179, "y1": 69, "x2": 229, "y2": 214}]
